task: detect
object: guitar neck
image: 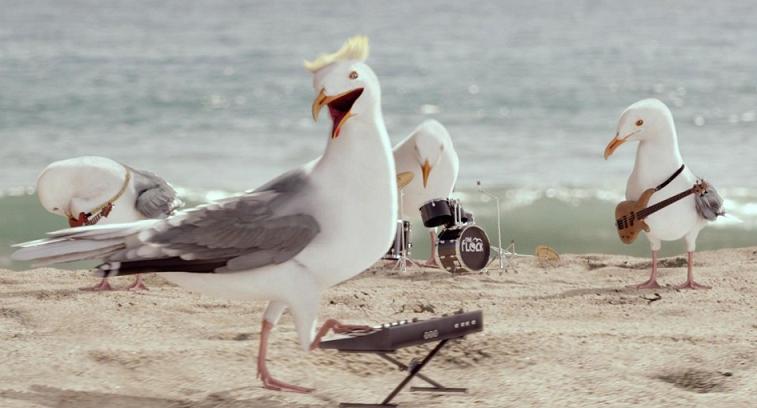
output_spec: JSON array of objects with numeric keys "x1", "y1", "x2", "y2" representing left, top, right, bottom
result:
[{"x1": 638, "y1": 188, "x2": 694, "y2": 219}]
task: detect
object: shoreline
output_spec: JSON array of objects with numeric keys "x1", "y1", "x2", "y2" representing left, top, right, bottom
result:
[{"x1": 0, "y1": 247, "x2": 755, "y2": 407}]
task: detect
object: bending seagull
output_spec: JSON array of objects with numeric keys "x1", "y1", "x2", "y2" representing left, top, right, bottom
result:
[
  {"x1": 393, "y1": 120, "x2": 459, "y2": 266},
  {"x1": 35, "y1": 156, "x2": 182, "y2": 290},
  {"x1": 14, "y1": 36, "x2": 397, "y2": 393},
  {"x1": 604, "y1": 98, "x2": 724, "y2": 289}
]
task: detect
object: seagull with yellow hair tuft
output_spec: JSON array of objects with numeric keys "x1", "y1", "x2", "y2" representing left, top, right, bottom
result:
[{"x1": 13, "y1": 35, "x2": 397, "y2": 394}]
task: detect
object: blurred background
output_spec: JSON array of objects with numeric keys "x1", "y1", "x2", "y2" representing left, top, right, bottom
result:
[{"x1": 1, "y1": 0, "x2": 755, "y2": 268}]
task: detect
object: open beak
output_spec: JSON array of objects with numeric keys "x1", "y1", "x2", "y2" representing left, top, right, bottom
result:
[
  {"x1": 420, "y1": 160, "x2": 432, "y2": 188},
  {"x1": 312, "y1": 88, "x2": 364, "y2": 139},
  {"x1": 604, "y1": 133, "x2": 627, "y2": 160}
]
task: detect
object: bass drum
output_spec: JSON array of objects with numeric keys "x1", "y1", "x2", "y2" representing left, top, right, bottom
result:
[{"x1": 434, "y1": 225, "x2": 491, "y2": 273}]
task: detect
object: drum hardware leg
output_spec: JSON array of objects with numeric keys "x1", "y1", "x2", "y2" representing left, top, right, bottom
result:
[
  {"x1": 383, "y1": 218, "x2": 418, "y2": 273},
  {"x1": 486, "y1": 240, "x2": 520, "y2": 271},
  {"x1": 486, "y1": 245, "x2": 508, "y2": 271},
  {"x1": 389, "y1": 252, "x2": 422, "y2": 274},
  {"x1": 338, "y1": 339, "x2": 462, "y2": 407},
  {"x1": 477, "y1": 180, "x2": 504, "y2": 269},
  {"x1": 402, "y1": 256, "x2": 423, "y2": 271}
]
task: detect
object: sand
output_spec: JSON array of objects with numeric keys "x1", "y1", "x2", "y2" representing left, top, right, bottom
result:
[{"x1": 0, "y1": 247, "x2": 755, "y2": 407}]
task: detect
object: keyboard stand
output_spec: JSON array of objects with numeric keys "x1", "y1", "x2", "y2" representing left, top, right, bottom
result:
[{"x1": 339, "y1": 338, "x2": 466, "y2": 408}]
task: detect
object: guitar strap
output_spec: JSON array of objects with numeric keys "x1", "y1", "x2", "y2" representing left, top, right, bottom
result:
[{"x1": 654, "y1": 164, "x2": 685, "y2": 191}]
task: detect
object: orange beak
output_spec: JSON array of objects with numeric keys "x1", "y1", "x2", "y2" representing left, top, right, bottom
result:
[
  {"x1": 311, "y1": 88, "x2": 363, "y2": 139},
  {"x1": 420, "y1": 160, "x2": 432, "y2": 188},
  {"x1": 603, "y1": 134, "x2": 627, "y2": 160},
  {"x1": 311, "y1": 89, "x2": 329, "y2": 122}
]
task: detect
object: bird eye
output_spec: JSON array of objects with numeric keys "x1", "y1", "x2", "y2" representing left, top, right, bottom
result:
[
  {"x1": 349, "y1": 71, "x2": 359, "y2": 80},
  {"x1": 636, "y1": 119, "x2": 644, "y2": 126}
]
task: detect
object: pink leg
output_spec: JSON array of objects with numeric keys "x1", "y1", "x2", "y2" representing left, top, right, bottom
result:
[
  {"x1": 126, "y1": 274, "x2": 148, "y2": 291},
  {"x1": 257, "y1": 320, "x2": 313, "y2": 393},
  {"x1": 422, "y1": 230, "x2": 439, "y2": 268},
  {"x1": 675, "y1": 252, "x2": 710, "y2": 289},
  {"x1": 630, "y1": 250, "x2": 661, "y2": 289},
  {"x1": 309, "y1": 319, "x2": 373, "y2": 351},
  {"x1": 81, "y1": 277, "x2": 113, "y2": 291}
]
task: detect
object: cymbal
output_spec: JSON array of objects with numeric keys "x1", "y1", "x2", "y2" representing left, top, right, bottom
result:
[
  {"x1": 396, "y1": 172, "x2": 414, "y2": 189},
  {"x1": 535, "y1": 245, "x2": 560, "y2": 266}
]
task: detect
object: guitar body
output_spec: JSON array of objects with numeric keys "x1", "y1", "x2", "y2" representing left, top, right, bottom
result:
[
  {"x1": 614, "y1": 188, "x2": 654, "y2": 244},
  {"x1": 613, "y1": 180, "x2": 707, "y2": 245}
]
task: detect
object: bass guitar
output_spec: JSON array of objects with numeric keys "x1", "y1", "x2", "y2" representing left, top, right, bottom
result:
[{"x1": 615, "y1": 180, "x2": 708, "y2": 244}]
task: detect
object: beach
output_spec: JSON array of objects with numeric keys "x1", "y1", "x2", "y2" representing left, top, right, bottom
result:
[{"x1": 1, "y1": 247, "x2": 754, "y2": 407}]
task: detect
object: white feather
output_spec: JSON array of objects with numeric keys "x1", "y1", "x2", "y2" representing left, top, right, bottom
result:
[
  {"x1": 46, "y1": 219, "x2": 159, "y2": 239},
  {"x1": 12, "y1": 239, "x2": 123, "y2": 262}
]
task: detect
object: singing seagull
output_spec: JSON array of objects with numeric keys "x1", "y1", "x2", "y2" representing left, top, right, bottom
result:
[
  {"x1": 13, "y1": 36, "x2": 397, "y2": 393},
  {"x1": 393, "y1": 120, "x2": 459, "y2": 266},
  {"x1": 604, "y1": 98, "x2": 724, "y2": 289},
  {"x1": 35, "y1": 156, "x2": 182, "y2": 290}
]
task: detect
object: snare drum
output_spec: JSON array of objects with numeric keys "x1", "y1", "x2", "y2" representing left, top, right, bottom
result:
[
  {"x1": 419, "y1": 199, "x2": 453, "y2": 228},
  {"x1": 434, "y1": 224, "x2": 491, "y2": 273},
  {"x1": 384, "y1": 220, "x2": 412, "y2": 260}
]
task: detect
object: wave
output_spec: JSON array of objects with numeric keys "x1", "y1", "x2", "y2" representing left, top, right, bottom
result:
[
  {"x1": 4, "y1": 184, "x2": 756, "y2": 229},
  {"x1": 1, "y1": 184, "x2": 754, "y2": 269}
]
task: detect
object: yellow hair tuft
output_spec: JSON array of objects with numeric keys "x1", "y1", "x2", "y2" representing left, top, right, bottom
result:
[{"x1": 304, "y1": 35, "x2": 369, "y2": 72}]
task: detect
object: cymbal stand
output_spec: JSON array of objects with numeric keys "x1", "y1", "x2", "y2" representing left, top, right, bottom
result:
[
  {"x1": 389, "y1": 189, "x2": 421, "y2": 273},
  {"x1": 477, "y1": 180, "x2": 505, "y2": 270}
]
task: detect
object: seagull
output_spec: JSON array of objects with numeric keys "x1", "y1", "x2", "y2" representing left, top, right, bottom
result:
[
  {"x1": 13, "y1": 35, "x2": 397, "y2": 393},
  {"x1": 35, "y1": 156, "x2": 181, "y2": 291},
  {"x1": 393, "y1": 120, "x2": 459, "y2": 266},
  {"x1": 604, "y1": 98, "x2": 724, "y2": 289}
]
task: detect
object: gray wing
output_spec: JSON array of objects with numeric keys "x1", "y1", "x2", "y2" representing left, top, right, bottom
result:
[
  {"x1": 127, "y1": 165, "x2": 183, "y2": 218},
  {"x1": 694, "y1": 182, "x2": 725, "y2": 221},
  {"x1": 251, "y1": 167, "x2": 309, "y2": 194},
  {"x1": 135, "y1": 169, "x2": 319, "y2": 272}
]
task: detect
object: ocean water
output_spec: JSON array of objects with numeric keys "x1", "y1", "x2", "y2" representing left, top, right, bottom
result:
[{"x1": 1, "y1": 1, "x2": 756, "y2": 268}]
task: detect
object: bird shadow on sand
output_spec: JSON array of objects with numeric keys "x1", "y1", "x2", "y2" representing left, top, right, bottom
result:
[
  {"x1": 531, "y1": 285, "x2": 679, "y2": 301},
  {"x1": 0, "y1": 385, "x2": 330, "y2": 408},
  {"x1": 365, "y1": 265, "x2": 452, "y2": 282}
]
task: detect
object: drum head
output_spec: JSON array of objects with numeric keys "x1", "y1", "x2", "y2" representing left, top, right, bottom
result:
[
  {"x1": 456, "y1": 225, "x2": 490, "y2": 271},
  {"x1": 419, "y1": 199, "x2": 452, "y2": 228}
]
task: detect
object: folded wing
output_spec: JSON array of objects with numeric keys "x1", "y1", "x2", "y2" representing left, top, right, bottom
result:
[{"x1": 13, "y1": 169, "x2": 321, "y2": 274}]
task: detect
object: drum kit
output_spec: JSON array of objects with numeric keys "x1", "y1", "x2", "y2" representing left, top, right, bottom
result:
[
  {"x1": 419, "y1": 198, "x2": 490, "y2": 273},
  {"x1": 384, "y1": 173, "x2": 494, "y2": 274}
]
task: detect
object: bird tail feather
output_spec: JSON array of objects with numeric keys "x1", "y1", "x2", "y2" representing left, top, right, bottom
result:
[
  {"x1": 12, "y1": 239, "x2": 125, "y2": 265},
  {"x1": 45, "y1": 219, "x2": 158, "y2": 240},
  {"x1": 31, "y1": 245, "x2": 124, "y2": 267},
  {"x1": 11, "y1": 220, "x2": 157, "y2": 264}
]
